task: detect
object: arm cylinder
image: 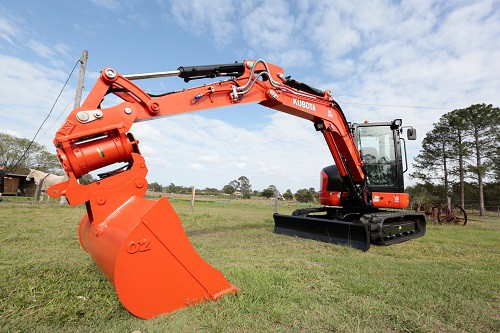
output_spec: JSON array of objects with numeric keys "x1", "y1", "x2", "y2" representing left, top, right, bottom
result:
[{"x1": 177, "y1": 63, "x2": 245, "y2": 81}]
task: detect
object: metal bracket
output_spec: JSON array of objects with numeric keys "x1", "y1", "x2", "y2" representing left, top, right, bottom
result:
[{"x1": 76, "y1": 110, "x2": 103, "y2": 124}]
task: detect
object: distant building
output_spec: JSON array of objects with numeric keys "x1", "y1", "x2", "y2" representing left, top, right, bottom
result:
[{"x1": 3, "y1": 173, "x2": 36, "y2": 196}]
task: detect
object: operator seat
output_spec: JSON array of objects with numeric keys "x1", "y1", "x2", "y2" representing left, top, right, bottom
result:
[{"x1": 361, "y1": 147, "x2": 378, "y2": 164}]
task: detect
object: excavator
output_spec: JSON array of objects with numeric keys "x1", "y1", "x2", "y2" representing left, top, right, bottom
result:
[{"x1": 48, "y1": 59, "x2": 426, "y2": 319}]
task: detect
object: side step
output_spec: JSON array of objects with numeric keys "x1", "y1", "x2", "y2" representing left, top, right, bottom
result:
[{"x1": 273, "y1": 214, "x2": 371, "y2": 251}]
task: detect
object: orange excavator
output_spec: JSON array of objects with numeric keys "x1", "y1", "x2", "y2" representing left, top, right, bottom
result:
[{"x1": 48, "y1": 59, "x2": 425, "y2": 319}]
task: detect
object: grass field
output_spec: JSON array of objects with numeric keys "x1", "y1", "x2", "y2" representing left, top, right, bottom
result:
[{"x1": 1, "y1": 195, "x2": 499, "y2": 332}]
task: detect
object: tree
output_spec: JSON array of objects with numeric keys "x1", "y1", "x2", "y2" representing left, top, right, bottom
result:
[
  {"x1": 201, "y1": 187, "x2": 220, "y2": 196},
  {"x1": 308, "y1": 187, "x2": 318, "y2": 203},
  {"x1": 411, "y1": 104, "x2": 499, "y2": 216},
  {"x1": 148, "y1": 182, "x2": 162, "y2": 192},
  {"x1": 229, "y1": 179, "x2": 240, "y2": 191},
  {"x1": 165, "y1": 183, "x2": 177, "y2": 193},
  {"x1": 222, "y1": 184, "x2": 235, "y2": 194},
  {"x1": 483, "y1": 182, "x2": 500, "y2": 208},
  {"x1": 228, "y1": 176, "x2": 252, "y2": 198},
  {"x1": 260, "y1": 185, "x2": 275, "y2": 199},
  {"x1": 484, "y1": 111, "x2": 500, "y2": 186},
  {"x1": 282, "y1": 189, "x2": 294, "y2": 200},
  {"x1": 294, "y1": 188, "x2": 314, "y2": 203},
  {"x1": 444, "y1": 108, "x2": 471, "y2": 209},
  {"x1": 0, "y1": 133, "x2": 62, "y2": 174},
  {"x1": 165, "y1": 183, "x2": 190, "y2": 194},
  {"x1": 238, "y1": 176, "x2": 252, "y2": 199},
  {"x1": 261, "y1": 188, "x2": 274, "y2": 198},
  {"x1": 261, "y1": 185, "x2": 279, "y2": 199},
  {"x1": 411, "y1": 117, "x2": 455, "y2": 196},
  {"x1": 489, "y1": 144, "x2": 500, "y2": 182},
  {"x1": 268, "y1": 185, "x2": 278, "y2": 194},
  {"x1": 463, "y1": 104, "x2": 500, "y2": 216}
]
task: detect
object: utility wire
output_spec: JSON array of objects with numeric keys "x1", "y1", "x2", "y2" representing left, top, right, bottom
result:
[
  {"x1": 7, "y1": 59, "x2": 80, "y2": 174},
  {"x1": 338, "y1": 101, "x2": 454, "y2": 110},
  {"x1": 39, "y1": 95, "x2": 76, "y2": 140}
]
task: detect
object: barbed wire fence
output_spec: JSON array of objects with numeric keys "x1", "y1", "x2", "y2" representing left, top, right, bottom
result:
[{"x1": 464, "y1": 205, "x2": 500, "y2": 217}]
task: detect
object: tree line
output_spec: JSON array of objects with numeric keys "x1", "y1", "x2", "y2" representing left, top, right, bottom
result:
[
  {"x1": 148, "y1": 176, "x2": 319, "y2": 203},
  {"x1": 409, "y1": 104, "x2": 499, "y2": 216},
  {"x1": 0, "y1": 133, "x2": 62, "y2": 174}
]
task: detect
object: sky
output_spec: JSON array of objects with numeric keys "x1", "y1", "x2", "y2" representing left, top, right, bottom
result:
[{"x1": 0, "y1": 0, "x2": 499, "y2": 193}]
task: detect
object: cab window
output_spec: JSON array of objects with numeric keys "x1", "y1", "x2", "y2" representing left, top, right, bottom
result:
[{"x1": 358, "y1": 126, "x2": 397, "y2": 186}]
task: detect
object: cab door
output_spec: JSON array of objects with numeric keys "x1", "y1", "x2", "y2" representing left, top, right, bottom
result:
[{"x1": 355, "y1": 124, "x2": 404, "y2": 194}]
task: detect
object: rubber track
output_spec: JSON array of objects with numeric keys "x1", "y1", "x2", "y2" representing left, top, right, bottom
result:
[{"x1": 360, "y1": 211, "x2": 426, "y2": 245}]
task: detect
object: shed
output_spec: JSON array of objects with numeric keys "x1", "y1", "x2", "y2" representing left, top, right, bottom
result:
[{"x1": 3, "y1": 174, "x2": 36, "y2": 196}]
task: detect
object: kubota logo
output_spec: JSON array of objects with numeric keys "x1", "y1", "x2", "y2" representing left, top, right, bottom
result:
[{"x1": 293, "y1": 98, "x2": 316, "y2": 111}]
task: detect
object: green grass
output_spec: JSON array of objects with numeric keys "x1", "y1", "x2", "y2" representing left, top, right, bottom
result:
[{"x1": 1, "y1": 196, "x2": 498, "y2": 332}]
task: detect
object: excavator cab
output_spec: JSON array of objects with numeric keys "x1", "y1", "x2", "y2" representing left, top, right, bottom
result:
[
  {"x1": 314, "y1": 120, "x2": 413, "y2": 208},
  {"x1": 274, "y1": 119, "x2": 425, "y2": 251},
  {"x1": 356, "y1": 120, "x2": 411, "y2": 193}
]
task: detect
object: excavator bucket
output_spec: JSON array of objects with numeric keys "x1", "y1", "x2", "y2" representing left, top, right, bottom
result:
[{"x1": 78, "y1": 196, "x2": 237, "y2": 319}]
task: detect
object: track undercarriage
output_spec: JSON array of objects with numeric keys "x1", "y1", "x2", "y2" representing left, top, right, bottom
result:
[{"x1": 273, "y1": 207, "x2": 426, "y2": 251}]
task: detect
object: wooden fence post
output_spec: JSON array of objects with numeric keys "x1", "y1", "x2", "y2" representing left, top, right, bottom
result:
[
  {"x1": 274, "y1": 190, "x2": 279, "y2": 214},
  {"x1": 35, "y1": 183, "x2": 42, "y2": 203},
  {"x1": 190, "y1": 186, "x2": 195, "y2": 211}
]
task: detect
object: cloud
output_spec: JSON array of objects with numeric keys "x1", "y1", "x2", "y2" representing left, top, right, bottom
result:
[
  {"x1": 0, "y1": 128, "x2": 21, "y2": 137},
  {"x1": 0, "y1": 5, "x2": 23, "y2": 46},
  {"x1": 240, "y1": 0, "x2": 314, "y2": 67},
  {"x1": 164, "y1": 0, "x2": 312, "y2": 67},
  {"x1": 28, "y1": 40, "x2": 55, "y2": 59},
  {"x1": 163, "y1": 0, "x2": 499, "y2": 127},
  {"x1": 54, "y1": 43, "x2": 71, "y2": 57},
  {"x1": 25, "y1": 39, "x2": 70, "y2": 67},
  {"x1": 139, "y1": 145, "x2": 157, "y2": 156},
  {"x1": 0, "y1": 14, "x2": 20, "y2": 45},
  {"x1": 240, "y1": 0, "x2": 294, "y2": 51},
  {"x1": 190, "y1": 162, "x2": 208, "y2": 171},
  {"x1": 167, "y1": 0, "x2": 236, "y2": 47},
  {"x1": 0, "y1": 8, "x2": 68, "y2": 64},
  {"x1": 230, "y1": 159, "x2": 247, "y2": 170},
  {"x1": 197, "y1": 154, "x2": 222, "y2": 163}
]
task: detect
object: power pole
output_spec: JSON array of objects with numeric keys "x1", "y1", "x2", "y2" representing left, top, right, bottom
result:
[
  {"x1": 74, "y1": 50, "x2": 88, "y2": 108},
  {"x1": 62, "y1": 49, "x2": 88, "y2": 204}
]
